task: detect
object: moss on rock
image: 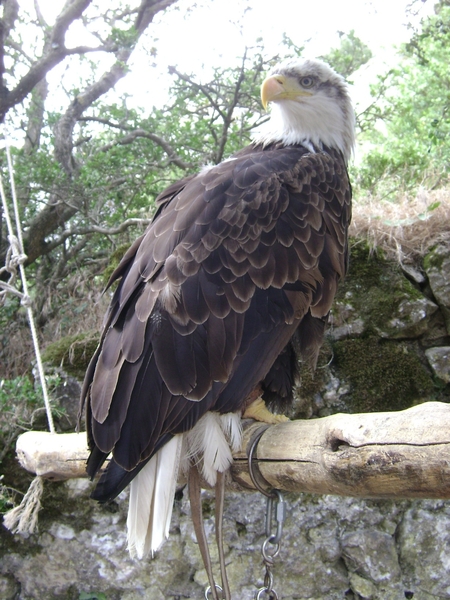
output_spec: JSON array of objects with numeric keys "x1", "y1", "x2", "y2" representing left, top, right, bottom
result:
[
  {"x1": 43, "y1": 332, "x2": 99, "y2": 379},
  {"x1": 101, "y1": 242, "x2": 132, "y2": 288},
  {"x1": 332, "y1": 337, "x2": 435, "y2": 413},
  {"x1": 333, "y1": 241, "x2": 437, "y2": 339}
]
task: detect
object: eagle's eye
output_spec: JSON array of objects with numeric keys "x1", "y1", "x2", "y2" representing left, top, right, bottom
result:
[{"x1": 300, "y1": 76, "x2": 314, "y2": 88}]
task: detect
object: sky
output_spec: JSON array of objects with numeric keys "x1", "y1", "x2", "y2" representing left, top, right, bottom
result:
[
  {"x1": 148, "y1": 0, "x2": 430, "y2": 66},
  {"x1": 23, "y1": 0, "x2": 436, "y2": 115},
  {"x1": 115, "y1": 0, "x2": 435, "y2": 109}
]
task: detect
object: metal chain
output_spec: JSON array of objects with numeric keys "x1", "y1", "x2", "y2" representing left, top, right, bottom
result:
[
  {"x1": 255, "y1": 491, "x2": 286, "y2": 599},
  {"x1": 205, "y1": 585, "x2": 224, "y2": 599},
  {"x1": 247, "y1": 428, "x2": 287, "y2": 599}
]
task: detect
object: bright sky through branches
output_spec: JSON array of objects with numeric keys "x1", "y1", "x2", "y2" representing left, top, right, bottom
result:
[
  {"x1": 28, "y1": 0, "x2": 435, "y2": 112},
  {"x1": 119, "y1": 0, "x2": 434, "y2": 108}
]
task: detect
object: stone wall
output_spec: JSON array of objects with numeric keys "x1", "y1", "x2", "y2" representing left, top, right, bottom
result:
[{"x1": 1, "y1": 241, "x2": 450, "y2": 600}]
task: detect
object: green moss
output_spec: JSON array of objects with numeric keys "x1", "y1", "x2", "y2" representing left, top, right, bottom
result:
[
  {"x1": 296, "y1": 340, "x2": 334, "y2": 400},
  {"x1": 43, "y1": 332, "x2": 100, "y2": 379},
  {"x1": 332, "y1": 337, "x2": 435, "y2": 413},
  {"x1": 347, "y1": 240, "x2": 386, "y2": 282},
  {"x1": 350, "y1": 242, "x2": 423, "y2": 298},
  {"x1": 101, "y1": 242, "x2": 131, "y2": 287},
  {"x1": 334, "y1": 241, "x2": 427, "y2": 337},
  {"x1": 423, "y1": 245, "x2": 447, "y2": 272},
  {"x1": 297, "y1": 365, "x2": 328, "y2": 402}
]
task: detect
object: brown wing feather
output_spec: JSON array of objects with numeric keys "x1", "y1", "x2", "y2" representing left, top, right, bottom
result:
[{"x1": 81, "y1": 142, "x2": 351, "y2": 500}]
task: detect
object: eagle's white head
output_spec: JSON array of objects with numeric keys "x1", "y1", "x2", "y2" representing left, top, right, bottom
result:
[{"x1": 253, "y1": 58, "x2": 355, "y2": 163}]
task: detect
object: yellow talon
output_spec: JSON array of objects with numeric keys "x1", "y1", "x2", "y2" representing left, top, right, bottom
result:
[{"x1": 242, "y1": 397, "x2": 289, "y2": 424}]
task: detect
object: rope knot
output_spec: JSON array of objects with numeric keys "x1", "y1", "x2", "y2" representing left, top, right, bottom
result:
[
  {"x1": 21, "y1": 294, "x2": 32, "y2": 308},
  {"x1": 11, "y1": 252, "x2": 28, "y2": 267}
]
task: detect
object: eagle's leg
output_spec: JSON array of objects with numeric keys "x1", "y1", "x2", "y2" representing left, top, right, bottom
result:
[
  {"x1": 188, "y1": 465, "x2": 221, "y2": 600},
  {"x1": 243, "y1": 396, "x2": 289, "y2": 424},
  {"x1": 215, "y1": 470, "x2": 231, "y2": 600}
]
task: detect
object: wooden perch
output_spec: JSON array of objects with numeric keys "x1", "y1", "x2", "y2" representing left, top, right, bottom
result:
[
  {"x1": 16, "y1": 430, "x2": 90, "y2": 481},
  {"x1": 233, "y1": 401, "x2": 450, "y2": 499},
  {"x1": 15, "y1": 402, "x2": 450, "y2": 499}
]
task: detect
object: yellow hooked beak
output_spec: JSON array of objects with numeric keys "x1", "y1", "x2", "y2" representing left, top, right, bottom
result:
[{"x1": 261, "y1": 74, "x2": 313, "y2": 110}]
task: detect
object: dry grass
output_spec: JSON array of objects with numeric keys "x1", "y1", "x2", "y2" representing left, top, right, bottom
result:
[
  {"x1": 350, "y1": 187, "x2": 450, "y2": 264},
  {"x1": 0, "y1": 274, "x2": 110, "y2": 379}
]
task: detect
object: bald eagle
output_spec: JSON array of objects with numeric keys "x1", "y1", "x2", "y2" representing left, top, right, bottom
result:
[{"x1": 80, "y1": 58, "x2": 354, "y2": 560}]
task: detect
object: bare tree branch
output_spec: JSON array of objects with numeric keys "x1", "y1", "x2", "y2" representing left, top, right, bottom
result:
[
  {"x1": 135, "y1": 0, "x2": 177, "y2": 33},
  {"x1": 53, "y1": 0, "x2": 178, "y2": 176},
  {"x1": 0, "y1": 0, "x2": 93, "y2": 122},
  {"x1": 33, "y1": 0, "x2": 47, "y2": 29},
  {"x1": 168, "y1": 65, "x2": 227, "y2": 121},
  {"x1": 0, "y1": 0, "x2": 19, "y2": 99},
  {"x1": 64, "y1": 44, "x2": 118, "y2": 55},
  {"x1": 98, "y1": 128, "x2": 194, "y2": 170},
  {"x1": 9, "y1": 0, "x2": 177, "y2": 267},
  {"x1": 78, "y1": 116, "x2": 134, "y2": 130},
  {"x1": 215, "y1": 48, "x2": 248, "y2": 163},
  {"x1": 23, "y1": 78, "x2": 48, "y2": 155},
  {"x1": 52, "y1": 218, "x2": 152, "y2": 245}
]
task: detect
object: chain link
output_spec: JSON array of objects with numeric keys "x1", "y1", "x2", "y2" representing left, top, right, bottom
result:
[
  {"x1": 247, "y1": 426, "x2": 287, "y2": 599},
  {"x1": 255, "y1": 491, "x2": 286, "y2": 599},
  {"x1": 204, "y1": 584, "x2": 224, "y2": 599}
]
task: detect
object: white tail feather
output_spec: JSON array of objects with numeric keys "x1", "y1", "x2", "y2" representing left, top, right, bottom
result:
[
  {"x1": 127, "y1": 435, "x2": 183, "y2": 559},
  {"x1": 185, "y1": 412, "x2": 243, "y2": 486},
  {"x1": 127, "y1": 411, "x2": 243, "y2": 559},
  {"x1": 220, "y1": 413, "x2": 242, "y2": 453}
]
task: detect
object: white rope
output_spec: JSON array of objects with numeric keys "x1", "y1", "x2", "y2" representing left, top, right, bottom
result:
[
  {"x1": 0, "y1": 134, "x2": 55, "y2": 434},
  {"x1": 2, "y1": 476, "x2": 44, "y2": 534},
  {"x1": 1, "y1": 130, "x2": 56, "y2": 535}
]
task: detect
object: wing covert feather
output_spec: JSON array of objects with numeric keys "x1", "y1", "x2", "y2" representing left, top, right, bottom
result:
[{"x1": 83, "y1": 142, "x2": 352, "y2": 493}]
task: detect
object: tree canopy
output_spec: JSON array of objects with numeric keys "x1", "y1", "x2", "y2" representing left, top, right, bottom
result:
[{"x1": 355, "y1": 1, "x2": 450, "y2": 196}]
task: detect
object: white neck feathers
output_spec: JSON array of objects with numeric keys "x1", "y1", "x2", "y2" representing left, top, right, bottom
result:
[{"x1": 253, "y1": 75, "x2": 355, "y2": 162}]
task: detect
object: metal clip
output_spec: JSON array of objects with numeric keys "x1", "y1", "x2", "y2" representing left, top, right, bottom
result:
[{"x1": 265, "y1": 490, "x2": 286, "y2": 544}]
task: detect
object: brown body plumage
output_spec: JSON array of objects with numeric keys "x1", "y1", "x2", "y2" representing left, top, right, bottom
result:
[{"x1": 80, "y1": 58, "x2": 354, "y2": 558}]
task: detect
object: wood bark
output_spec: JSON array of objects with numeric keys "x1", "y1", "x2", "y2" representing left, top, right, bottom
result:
[{"x1": 15, "y1": 401, "x2": 450, "y2": 499}]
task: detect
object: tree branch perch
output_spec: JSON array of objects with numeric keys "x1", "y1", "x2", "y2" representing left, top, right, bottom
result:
[{"x1": 14, "y1": 402, "x2": 450, "y2": 500}]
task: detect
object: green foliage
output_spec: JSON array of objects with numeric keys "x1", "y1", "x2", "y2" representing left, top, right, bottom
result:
[
  {"x1": 0, "y1": 376, "x2": 43, "y2": 409},
  {"x1": 355, "y1": 2, "x2": 450, "y2": 196},
  {"x1": 0, "y1": 476, "x2": 15, "y2": 514},
  {"x1": 0, "y1": 374, "x2": 62, "y2": 428},
  {"x1": 320, "y1": 30, "x2": 373, "y2": 79}
]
